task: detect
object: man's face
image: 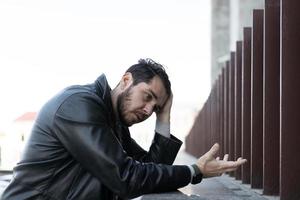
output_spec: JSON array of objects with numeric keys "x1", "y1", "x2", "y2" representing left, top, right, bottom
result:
[{"x1": 117, "y1": 76, "x2": 168, "y2": 126}]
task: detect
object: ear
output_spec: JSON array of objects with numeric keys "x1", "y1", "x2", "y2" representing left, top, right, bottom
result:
[{"x1": 120, "y1": 72, "x2": 133, "y2": 90}]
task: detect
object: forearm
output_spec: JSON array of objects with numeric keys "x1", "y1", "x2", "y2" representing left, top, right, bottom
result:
[{"x1": 155, "y1": 119, "x2": 170, "y2": 138}]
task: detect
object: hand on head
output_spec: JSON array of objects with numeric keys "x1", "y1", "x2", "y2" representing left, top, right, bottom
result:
[
  {"x1": 196, "y1": 143, "x2": 247, "y2": 178},
  {"x1": 155, "y1": 92, "x2": 173, "y2": 123}
]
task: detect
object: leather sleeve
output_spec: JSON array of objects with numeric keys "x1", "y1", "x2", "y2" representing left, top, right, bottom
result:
[
  {"x1": 126, "y1": 133, "x2": 183, "y2": 165},
  {"x1": 53, "y1": 93, "x2": 191, "y2": 198}
]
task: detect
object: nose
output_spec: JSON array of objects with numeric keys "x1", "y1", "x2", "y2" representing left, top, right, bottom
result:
[{"x1": 143, "y1": 103, "x2": 154, "y2": 116}]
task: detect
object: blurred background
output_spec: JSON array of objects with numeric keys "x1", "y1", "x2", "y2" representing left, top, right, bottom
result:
[
  {"x1": 0, "y1": 0, "x2": 211, "y2": 170},
  {"x1": 2, "y1": 1, "x2": 298, "y2": 199}
]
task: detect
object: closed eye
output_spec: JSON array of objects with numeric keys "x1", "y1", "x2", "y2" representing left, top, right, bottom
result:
[{"x1": 144, "y1": 93, "x2": 152, "y2": 102}]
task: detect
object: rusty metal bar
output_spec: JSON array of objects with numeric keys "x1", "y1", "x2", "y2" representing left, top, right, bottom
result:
[
  {"x1": 263, "y1": 0, "x2": 280, "y2": 195},
  {"x1": 204, "y1": 100, "x2": 209, "y2": 153},
  {"x1": 208, "y1": 95, "x2": 212, "y2": 151},
  {"x1": 235, "y1": 41, "x2": 242, "y2": 180},
  {"x1": 225, "y1": 61, "x2": 230, "y2": 156},
  {"x1": 218, "y1": 73, "x2": 223, "y2": 157},
  {"x1": 251, "y1": 9, "x2": 264, "y2": 189},
  {"x1": 211, "y1": 84, "x2": 216, "y2": 148},
  {"x1": 216, "y1": 79, "x2": 220, "y2": 149},
  {"x1": 221, "y1": 67, "x2": 225, "y2": 157},
  {"x1": 198, "y1": 109, "x2": 205, "y2": 156},
  {"x1": 216, "y1": 79, "x2": 220, "y2": 148},
  {"x1": 199, "y1": 108, "x2": 204, "y2": 156},
  {"x1": 212, "y1": 82, "x2": 218, "y2": 147},
  {"x1": 223, "y1": 65, "x2": 227, "y2": 156},
  {"x1": 209, "y1": 90, "x2": 213, "y2": 148},
  {"x1": 208, "y1": 94, "x2": 212, "y2": 150},
  {"x1": 190, "y1": 114, "x2": 198, "y2": 156},
  {"x1": 230, "y1": 52, "x2": 236, "y2": 162},
  {"x1": 280, "y1": 0, "x2": 300, "y2": 199},
  {"x1": 242, "y1": 27, "x2": 252, "y2": 184},
  {"x1": 229, "y1": 52, "x2": 236, "y2": 177}
]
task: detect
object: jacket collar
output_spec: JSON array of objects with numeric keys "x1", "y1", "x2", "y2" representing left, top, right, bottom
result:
[
  {"x1": 94, "y1": 74, "x2": 116, "y2": 122},
  {"x1": 94, "y1": 74, "x2": 124, "y2": 124},
  {"x1": 94, "y1": 74, "x2": 112, "y2": 107},
  {"x1": 94, "y1": 74, "x2": 130, "y2": 141}
]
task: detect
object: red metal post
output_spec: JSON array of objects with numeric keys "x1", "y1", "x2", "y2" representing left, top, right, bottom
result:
[
  {"x1": 225, "y1": 61, "x2": 230, "y2": 156},
  {"x1": 221, "y1": 67, "x2": 225, "y2": 157},
  {"x1": 263, "y1": 0, "x2": 280, "y2": 195},
  {"x1": 242, "y1": 27, "x2": 252, "y2": 184},
  {"x1": 235, "y1": 41, "x2": 242, "y2": 180},
  {"x1": 251, "y1": 9, "x2": 264, "y2": 189},
  {"x1": 229, "y1": 52, "x2": 236, "y2": 176},
  {"x1": 280, "y1": 0, "x2": 300, "y2": 199},
  {"x1": 218, "y1": 74, "x2": 223, "y2": 157}
]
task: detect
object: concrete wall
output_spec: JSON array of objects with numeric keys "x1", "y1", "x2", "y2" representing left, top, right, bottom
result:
[{"x1": 211, "y1": 0, "x2": 264, "y2": 84}]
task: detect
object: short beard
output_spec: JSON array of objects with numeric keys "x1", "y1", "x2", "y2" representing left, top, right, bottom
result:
[{"x1": 116, "y1": 85, "x2": 133, "y2": 126}]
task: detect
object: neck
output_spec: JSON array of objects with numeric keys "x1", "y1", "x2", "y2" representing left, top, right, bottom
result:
[{"x1": 110, "y1": 88, "x2": 119, "y2": 119}]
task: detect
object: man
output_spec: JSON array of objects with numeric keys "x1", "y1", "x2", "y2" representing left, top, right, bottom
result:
[{"x1": 1, "y1": 58, "x2": 246, "y2": 200}]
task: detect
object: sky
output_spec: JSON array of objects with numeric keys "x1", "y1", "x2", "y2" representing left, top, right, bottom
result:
[{"x1": 0, "y1": 0, "x2": 211, "y2": 132}]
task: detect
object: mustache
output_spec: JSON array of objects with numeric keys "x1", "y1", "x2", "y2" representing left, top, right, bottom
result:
[{"x1": 136, "y1": 111, "x2": 150, "y2": 121}]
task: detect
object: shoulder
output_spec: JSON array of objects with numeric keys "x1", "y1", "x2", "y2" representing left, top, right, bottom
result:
[{"x1": 52, "y1": 85, "x2": 110, "y2": 124}]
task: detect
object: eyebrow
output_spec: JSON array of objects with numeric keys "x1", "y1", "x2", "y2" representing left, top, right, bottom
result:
[{"x1": 148, "y1": 89, "x2": 158, "y2": 100}]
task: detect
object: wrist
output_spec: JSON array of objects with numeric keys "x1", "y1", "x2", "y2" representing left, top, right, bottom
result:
[
  {"x1": 156, "y1": 113, "x2": 170, "y2": 123},
  {"x1": 155, "y1": 119, "x2": 170, "y2": 138},
  {"x1": 192, "y1": 164, "x2": 201, "y2": 175},
  {"x1": 190, "y1": 164, "x2": 203, "y2": 184}
]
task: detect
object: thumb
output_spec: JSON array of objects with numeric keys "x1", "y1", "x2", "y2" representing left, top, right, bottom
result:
[{"x1": 206, "y1": 143, "x2": 219, "y2": 157}]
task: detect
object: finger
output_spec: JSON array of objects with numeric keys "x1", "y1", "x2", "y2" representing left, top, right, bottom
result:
[
  {"x1": 219, "y1": 161, "x2": 237, "y2": 169},
  {"x1": 223, "y1": 154, "x2": 229, "y2": 161},
  {"x1": 236, "y1": 157, "x2": 243, "y2": 164},
  {"x1": 206, "y1": 143, "x2": 220, "y2": 157},
  {"x1": 221, "y1": 159, "x2": 247, "y2": 169},
  {"x1": 214, "y1": 166, "x2": 238, "y2": 174},
  {"x1": 223, "y1": 167, "x2": 238, "y2": 173},
  {"x1": 216, "y1": 157, "x2": 220, "y2": 161},
  {"x1": 236, "y1": 158, "x2": 247, "y2": 165},
  {"x1": 235, "y1": 157, "x2": 247, "y2": 165}
]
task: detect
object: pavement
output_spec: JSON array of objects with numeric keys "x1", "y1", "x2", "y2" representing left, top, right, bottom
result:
[
  {"x1": 135, "y1": 151, "x2": 279, "y2": 200},
  {"x1": 0, "y1": 151, "x2": 279, "y2": 200},
  {"x1": 137, "y1": 175, "x2": 272, "y2": 200}
]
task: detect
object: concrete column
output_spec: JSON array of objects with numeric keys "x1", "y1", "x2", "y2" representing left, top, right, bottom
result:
[{"x1": 211, "y1": 0, "x2": 230, "y2": 84}]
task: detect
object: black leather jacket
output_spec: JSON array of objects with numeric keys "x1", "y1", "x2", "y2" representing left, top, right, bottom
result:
[{"x1": 1, "y1": 74, "x2": 197, "y2": 200}]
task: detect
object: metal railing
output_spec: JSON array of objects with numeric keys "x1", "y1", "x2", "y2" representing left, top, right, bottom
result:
[{"x1": 185, "y1": 0, "x2": 300, "y2": 199}]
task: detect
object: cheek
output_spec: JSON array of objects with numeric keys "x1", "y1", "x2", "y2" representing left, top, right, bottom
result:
[
  {"x1": 127, "y1": 95, "x2": 143, "y2": 110},
  {"x1": 126, "y1": 102, "x2": 140, "y2": 113},
  {"x1": 123, "y1": 98, "x2": 137, "y2": 113}
]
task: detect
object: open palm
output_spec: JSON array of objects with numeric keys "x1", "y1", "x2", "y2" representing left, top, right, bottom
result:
[{"x1": 196, "y1": 143, "x2": 247, "y2": 178}]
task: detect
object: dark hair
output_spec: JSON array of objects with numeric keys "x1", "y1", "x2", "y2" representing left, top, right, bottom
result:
[{"x1": 126, "y1": 58, "x2": 171, "y2": 96}]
